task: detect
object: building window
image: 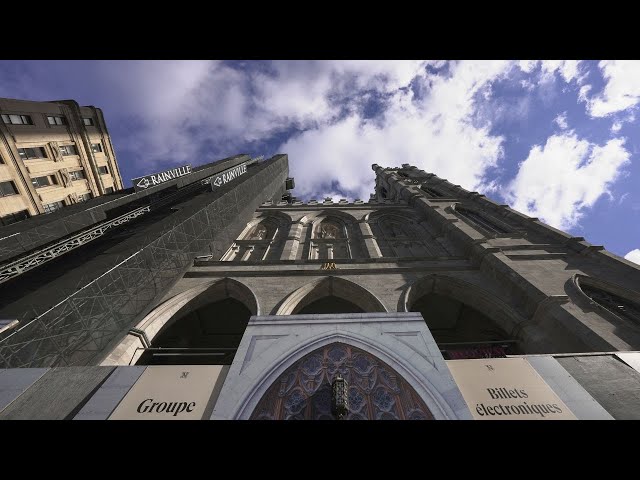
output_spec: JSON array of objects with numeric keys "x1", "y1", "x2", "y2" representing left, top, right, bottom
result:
[
  {"x1": 47, "y1": 115, "x2": 66, "y2": 126},
  {"x1": 0, "y1": 209, "x2": 29, "y2": 226},
  {"x1": 0, "y1": 180, "x2": 18, "y2": 197},
  {"x1": 0, "y1": 154, "x2": 4, "y2": 164},
  {"x1": 422, "y1": 186, "x2": 444, "y2": 197},
  {"x1": 83, "y1": 117, "x2": 94, "y2": 126},
  {"x1": 18, "y1": 147, "x2": 47, "y2": 160},
  {"x1": 42, "y1": 201, "x2": 64, "y2": 214},
  {"x1": 98, "y1": 165, "x2": 109, "y2": 175},
  {"x1": 59, "y1": 145, "x2": 78, "y2": 156},
  {"x1": 581, "y1": 284, "x2": 640, "y2": 326},
  {"x1": 77, "y1": 192, "x2": 92, "y2": 202},
  {"x1": 456, "y1": 207, "x2": 509, "y2": 235},
  {"x1": 104, "y1": 186, "x2": 115, "y2": 194},
  {"x1": 1, "y1": 114, "x2": 33, "y2": 125},
  {"x1": 69, "y1": 169, "x2": 86, "y2": 181},
  {"x1": 91, "y1": 143, "x2": 103, "y2": 153},
  {"x1": 31, "y1": 175, "x2": 57, "y2": 188}
]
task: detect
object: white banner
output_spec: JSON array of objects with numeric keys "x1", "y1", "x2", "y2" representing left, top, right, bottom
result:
[{"x1": 446, "y1": 358, "x2": 576, "y2": 420}]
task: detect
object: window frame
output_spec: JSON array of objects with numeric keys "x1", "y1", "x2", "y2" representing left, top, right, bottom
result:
[
  {"x1": 0, "y1": 180, "x2": 19, "y2": 197},
  {"x1": 69, "y1": 169, "x2": 86, "y2": 181},
  {"x1": 42, "y1": 201, "x2": 65, "y2": 214},
  {"x1": 59, "y1": 145, "x2": 78, "y2": 156},
  {"x1": 77, "y1": 192, "x2": 93, "y2": 202},
  {"x1": 98, "y1": 165, "x2": 109, "y2": 175},
  {"x1": 47, "y1": 115, "x2": 67, "y2": 126},
  {"x1": 83, "y1": 117, "x2": 94, "y2": 126},
  {"x1": 18, "y1": 147, "x2": 47, "y2": 161},
  {"x1": 1, "y1": 114, "x2": 33, "y2": 125},
  {"x1": 91, "y1": 143, "x2": 103, "y2": 154},
  {"x1": 31, "y1": 175, "x2": 57, "y2": 189}
]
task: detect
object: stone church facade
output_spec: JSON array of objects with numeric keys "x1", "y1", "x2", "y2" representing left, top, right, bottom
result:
[
  {"x1": 96, "y1": 162, "x2": 640, "y2": 420},
  {"x1": 2, "y1": 155, "x2": 639, "y2": 420}
]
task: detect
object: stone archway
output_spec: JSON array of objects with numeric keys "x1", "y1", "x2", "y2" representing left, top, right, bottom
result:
[
  {"x1": 274, "y1": 276, "x2": 388, "y2": 315},
  {"x1": 400, "y1": 274, "x2": 525, "y2": 335},
  {"x1": 101, "y1": 278, "x2": 259, "y2": 365},
  {"x1": 400, "y1": 274, "x2": 527, "y2": 357},
  {"x1": 250, "y1": 342, "x2": 434, "y2": 420}
]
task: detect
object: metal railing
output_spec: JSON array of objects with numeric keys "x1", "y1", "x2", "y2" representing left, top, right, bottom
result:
[{"x1": 0, "y1": 205, "x2": 152, "y2": 285}]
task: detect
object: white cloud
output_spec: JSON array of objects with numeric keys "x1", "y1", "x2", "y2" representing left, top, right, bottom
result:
[
  {"x1": 554, "y1": 112, "x2": 569, "y2": 130},
  {"x1": 95, "y1": 60, "x2": 429, "y2": 168},
  {"x1": 585, "y1": 60, "x2": 640, "y2": 117},
  {"x1": 611, "y1": 121, "x2": 623, "y2": 133},
  {"x1": 624, "y1": 249, "x2": 640, "y2": 265},
  {"x1": 504, "y1": 134, "x2": 631, "y2": 230},
  {"x1": 281, "y1": 61, "x2": 515, "y2": 200},
  {"x1": 619, "y1": 192, "x2": 629, "y2": 205},
  {"x1": 518, "y1": 60, "x2": 584, "y2": 83}
]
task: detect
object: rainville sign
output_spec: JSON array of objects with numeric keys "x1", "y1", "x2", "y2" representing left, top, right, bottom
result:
[
  {"x1": 446, "y1": 357, "x2": 576, "y2": 420},
  {"x1": 206, "y1": 162, "x2": 248, "y2": 189},
  {"x1": 132, "y1": 165, "x2": 192, "y2": 191},
  {"x1": 108, "y1": 365, "x2": 223, "y2": 420}
]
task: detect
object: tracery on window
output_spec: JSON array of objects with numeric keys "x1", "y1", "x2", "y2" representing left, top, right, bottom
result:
[
  {"x1": 370, "y1": 213, "x2": 450, "y2": 257},
  {"x1": 249, "y1": 224, "x2": 268, "y2": 240},
  {"x1": 581, "y1": 284, "x2": 640, "y2": 325},
  {"x1": 315, "y1": 220, "x2": 345, "y2": 240}
]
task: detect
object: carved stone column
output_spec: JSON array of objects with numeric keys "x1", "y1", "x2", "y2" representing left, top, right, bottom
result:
[
  {"x1": 280, "y1": 221, "x2": 304, "y2": 260},
  {"x1": 359, "y1": 220, "x2": 382, "y2": 258}
]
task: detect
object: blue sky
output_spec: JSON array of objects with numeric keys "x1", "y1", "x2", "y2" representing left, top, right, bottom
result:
[{"x1": 0, "y1": 60, "x2": 638, "y2": 263}]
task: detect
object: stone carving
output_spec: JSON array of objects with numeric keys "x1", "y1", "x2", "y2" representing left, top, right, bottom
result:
[
  {"x1": 249, "y1": 224, "x2": 268, "y2": 240},
  {"x1": 320, "y1": 222, "x2": 341, "y2": 239},
  {"x1": 60, "y1": 168, "x2": 72, "y2": 188}
]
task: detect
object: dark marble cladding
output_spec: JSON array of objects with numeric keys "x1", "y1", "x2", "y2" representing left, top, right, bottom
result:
[
  {"x1": 0, "y1": 154, "x2": 251, "y2": 264},
  {"x1": 0, "y1": 155, "x2": 289, "y2": 367}
]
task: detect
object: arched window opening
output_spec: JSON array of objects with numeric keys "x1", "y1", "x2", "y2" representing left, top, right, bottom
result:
[
  {"x1": 410, "y1": 292, "x2": 518, "y2": 359},
  {"x1": 250, "y1": 343, "x2": 434, "y2": 420},
  {"x1": 136, "y1": 297, "x2": 252, "y2": 365},
  {"x1": 310, "y1": 218, "x2": 351, "y2": 260},
  {"x1": 456, "y1": 207, "x2": 509, "y2": 235},
  {"x1": 222, "y1": 218, "x2": 282, "y2": 261},
  {"x1": 581, "y1": 284, "x2": 640, "y2": 326},
  {"x1": 369, "y1": 213, "x2": 449, "y2": 258}
]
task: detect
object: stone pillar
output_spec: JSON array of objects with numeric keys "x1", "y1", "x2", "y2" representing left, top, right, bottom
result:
[
  {"x1": 359, "y1": 220, "x2": 382, "y2": 258},
  {"x1": 280, "y1": 221, "x2": 304, "y2": 260},
  {"x1": 241, "y1": 246, "x2": 255, "y2": 261}
]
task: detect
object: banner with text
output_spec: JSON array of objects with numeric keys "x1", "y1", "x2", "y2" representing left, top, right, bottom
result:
[
  {"x1": 109, "y1": 365, "x2": 222, "y2": 420},
  {"x1": 446, "y1": 358, "x2": 576, "y2": 420}
]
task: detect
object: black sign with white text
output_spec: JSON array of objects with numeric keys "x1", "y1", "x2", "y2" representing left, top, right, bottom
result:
[
  {"x1": 205, "y1": 162, "x2": 248, "y2": 189},
  {"x1": 132, "y1": 165, "x2": 192, "y2": 191}
]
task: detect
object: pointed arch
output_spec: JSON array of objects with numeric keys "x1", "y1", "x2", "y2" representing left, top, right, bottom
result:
[
  {"x1": 101, "y1": 277, "x2": 259, "y2": 365},
  {"x1": 230, "y1": 330, "x2": 466, "y2": 420},
  {"x1": 368, "y1": 209, "x2": 449, "y2": 257},
  {"x1": 570, "y1": 274, "x2": 640, "y2": 343},
  {"x1": 224, "y1": 210, "x2": 293, "y2": 261},
  {"x1": 274, "y1": 276, "x2": 388, "y2": 315},
  {"x1": 250, "y1": 342, "x2": 435, "y2": 420},
  {"x1": 305, "y1": 210, "x2": 362, "y2": 260},
  {"x1": 400, "y1": 274, "x2": 526, "y2": 339}
]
